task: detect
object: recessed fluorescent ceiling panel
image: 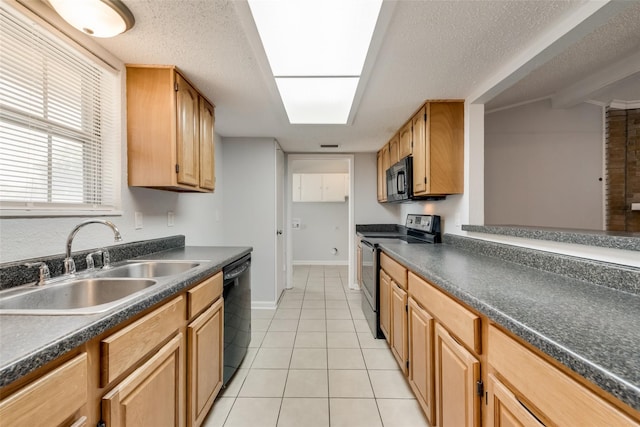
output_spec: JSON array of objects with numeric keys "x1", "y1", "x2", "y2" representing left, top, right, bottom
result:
[
  {"x1": 275, "y1": 77, "x2": 359, "y2": 124},
  {"x1": 248, "y1": 0, "x2": 382, "y2": 124}
]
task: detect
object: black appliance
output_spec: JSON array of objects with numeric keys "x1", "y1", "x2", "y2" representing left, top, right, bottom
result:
[
  {"x1": 222, "y1": 254, "x2": 251, "y2": 385},
  {"x1": 359, "y1": 214, "x2": 441, "y2": 338},
  {"x1": 386, "y1": 156, "x2": 412, "y2": 202},
  {"x1": 385, "y1": 156, "x2": 446, "y2": 202}
]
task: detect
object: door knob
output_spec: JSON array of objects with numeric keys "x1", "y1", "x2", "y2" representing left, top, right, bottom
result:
[{"x1": 277, "y1": 230, "x2": 283, "y2": 235}]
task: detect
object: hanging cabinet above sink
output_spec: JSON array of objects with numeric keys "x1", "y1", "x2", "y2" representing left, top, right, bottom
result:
[{"x1": 126, "y1": 65, "x2": 216, "y2": 193}]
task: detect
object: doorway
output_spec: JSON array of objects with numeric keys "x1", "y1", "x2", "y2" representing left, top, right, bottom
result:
[{"x1": 286, "y1": 154, "x2": 356, "y2": 291}]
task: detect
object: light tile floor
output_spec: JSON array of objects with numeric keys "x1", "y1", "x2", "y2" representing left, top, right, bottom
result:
[{"x1": 202, "y1": 265, "x2": 430, "y2": 427}]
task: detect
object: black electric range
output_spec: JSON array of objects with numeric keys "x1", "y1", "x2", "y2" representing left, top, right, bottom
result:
[{"x1": 358, "y1": 214, "x2": 441, "y2": 338}]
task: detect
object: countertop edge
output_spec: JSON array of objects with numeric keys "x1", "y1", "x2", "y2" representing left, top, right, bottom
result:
[{"x1": 378, "y1": 243, "x2": 640, "y2": 413}]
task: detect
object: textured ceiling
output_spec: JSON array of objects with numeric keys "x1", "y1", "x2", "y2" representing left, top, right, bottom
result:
[
  {"x1": 487, "y1": 2, "x2": 640, "y2": 110},
  {"x1": 87, "y1": 0, "x2": 638, "y2": 153}
]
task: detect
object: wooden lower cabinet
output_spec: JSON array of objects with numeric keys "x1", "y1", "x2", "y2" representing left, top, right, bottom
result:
[
  {"x1": 0, "y1": 353, "x2": 88, "y2": 427},
  {"x1": 379, "y1": 269, "x2": 391, "y2": 341},
  {"x1": 408, "y1": 297, "x2": 435, "y2": 426},
  {"x1": 488, "y1": 325, "x2": 640, "y2": 427},
  {"x1": 487, "y1": 374, "x2": 544, "y2": 427},
  {"x1": 391, "y1": 281, "x2": 408, "y2": 375},
  {"x1": 102, "y1": 334, "x2": 185, "y2": 427},
  {"x1": 435, "y1": 323, "x2": 480, "y2": 427},
  {"x1": 188, "y1": 297, "x2": 224, "y2": 427}
]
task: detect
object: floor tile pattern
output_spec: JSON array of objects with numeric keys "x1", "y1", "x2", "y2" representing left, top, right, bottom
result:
[{"x1": 203, "y1": 265, "x2": 430, "y2": 427}]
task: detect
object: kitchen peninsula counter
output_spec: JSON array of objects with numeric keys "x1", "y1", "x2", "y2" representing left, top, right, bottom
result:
[{"x1": 376, "y1": 236, "x2": 640, "y2": 413}]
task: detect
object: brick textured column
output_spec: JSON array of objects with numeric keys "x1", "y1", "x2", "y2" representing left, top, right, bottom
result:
[{"x1": 606, "y1": 107, "x2": 640, "y2": 231}]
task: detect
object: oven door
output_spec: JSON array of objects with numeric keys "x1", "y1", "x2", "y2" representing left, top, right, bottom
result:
[
  {"x1": 360, "y1": 240, "x2": 376, "y2": 308},
  {"x1": 360, "y1": 239, "x2": 383, "y2": 338}
]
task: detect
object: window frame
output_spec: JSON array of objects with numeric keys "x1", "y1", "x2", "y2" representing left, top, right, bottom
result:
[{"x1": 0, "y1": 2, "x2": 122, "y2": 218}]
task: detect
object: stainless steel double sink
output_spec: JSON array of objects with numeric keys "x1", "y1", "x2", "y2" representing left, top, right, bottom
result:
[{"x1": 0, "y1": 261, "x2": 201, "y2": 315}]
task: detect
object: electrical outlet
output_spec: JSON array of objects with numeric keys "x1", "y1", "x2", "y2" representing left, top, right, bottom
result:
[
  {"x1": 167, "y1": 211, "x2": 175, "y2": 227},
  {"x1": 135, "y1": 212, "x2": 143, "y2": 229}
]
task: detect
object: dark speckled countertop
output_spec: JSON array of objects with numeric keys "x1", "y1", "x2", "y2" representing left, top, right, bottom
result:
[
  {"x1": 376, "y1": 240, "x2": 640, "y2": 412},
  {"x1": 0, "y1": 246, "x2": 251, "y2": 388}
]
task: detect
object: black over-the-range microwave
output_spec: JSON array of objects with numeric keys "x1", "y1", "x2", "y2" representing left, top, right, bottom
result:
[{"x1": 385, "y1": 156, "x2": 446, "y2": 202}]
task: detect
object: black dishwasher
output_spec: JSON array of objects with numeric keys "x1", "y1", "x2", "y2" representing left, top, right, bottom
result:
[{"x1": 222, "y1": 254, "x2": 251, "y2": 385}]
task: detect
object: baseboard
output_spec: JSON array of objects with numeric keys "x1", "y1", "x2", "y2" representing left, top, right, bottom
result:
[
  {"x1": 251, "y1": 301, "x2": 278, "y2": 310},
  {"x1": 293, "y1": 260, "x2": 348, "y2": 266}
]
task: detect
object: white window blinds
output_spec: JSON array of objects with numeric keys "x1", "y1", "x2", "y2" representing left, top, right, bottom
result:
[{"x1": 0, "y1": 6, "x2": 120, "y2": 215}]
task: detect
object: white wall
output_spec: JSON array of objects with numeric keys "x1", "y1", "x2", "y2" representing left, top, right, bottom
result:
[
  {"x1": 0, "y1": 134, "x2": 226, "y2": 263},
  {"x1": 221, "y1": 137, "x2": 277, "y2": 306},
  {"x1": 353, "y1": 153, "x2": 400, "y2": 224},
  {"x1": 484, "y1": 99, "x2": 603, "y2": 229},
  {"x1": 292, "y1": 202, "x2": 348, "y2": 264}
]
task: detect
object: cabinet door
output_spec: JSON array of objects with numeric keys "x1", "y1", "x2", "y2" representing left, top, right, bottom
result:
[
  {"x1": 300, "y1": 174, "x2": 323, "y2": 201},
  {"x1": 175, "y1": 73, "x2": 200, "y2": 187},
  {"x1": 379, "y1": 269, "x2": 391, "y2": 342},
  {"x1": 0, "y1": 354, "x2": 87, "y2": 427},
  {"x1": 390, "y1": 281, "x2": 408, "y2": 375},
  {"x1": 389, "y1": 134, "x2": 400, "y2": 165},
  {"x1": 408, "y1": 298, "x2": 435, "y2": 425},
  {"x1": 322, "y1": 174, "x2": 347, "y2": 201},
  {"x1": 188, "y1": 298, "x2": 224, "y2": 427},
  {"x1": 435, "y1": 323, "x2": 480, "y2": 427},
  {"x1": 399, "y1": 120, "x2": 412, "y2": 159},
  {"x1": 199, "y1": 98, "x2": 215, "y2": 190},
  {"x1": 102, "y1": 334, "x2": 185, "y2": 427},
  {"x1": 412, "y1": 106, "x2": 428, "y2": 195},
  {"x1": 377, "y1": 149, "x2": 387, "y2": 202},
  {"x1": 486, "y1": 374, "x2": 545, "y2": 427}
]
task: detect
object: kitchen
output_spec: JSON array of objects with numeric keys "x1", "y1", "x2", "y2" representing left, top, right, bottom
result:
[{"x1": 1, "y1": 0, "x2": 639, "y2": 426}]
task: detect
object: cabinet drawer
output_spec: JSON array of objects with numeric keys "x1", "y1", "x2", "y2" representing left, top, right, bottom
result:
[
  {"x1": 0, "y1": 353, "x2": 87, "y2": 427},
  {"x1": 380, "y1": 252, "x2": 407, "y2": 288},
  {"x1": 101, "y1": 296, "x2": 185, "y2": 386},
  {"x1": 488, "y1": 325, "x2": 639, "y2": 426},
  {"x1": 408, "y1": 272, "x2": 481, "y2": 354},
  {"x1": 188, "y1": 271, "x2": 223, "y2": 320}
]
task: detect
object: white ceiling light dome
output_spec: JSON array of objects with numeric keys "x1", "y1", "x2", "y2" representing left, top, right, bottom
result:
[{"x1": 48, "y1": 0, "x2": 135, "y2": 38}]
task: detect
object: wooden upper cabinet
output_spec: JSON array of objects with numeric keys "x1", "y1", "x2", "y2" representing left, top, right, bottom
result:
[
  {"x1": 199, "y1": 98, "x2": 216, "y2": 191},
  {"x1": 412, "y1": 106, "x2": 428, "y2": 194},
  {"x1": 399, "y1": 120, "x2": 412, "y2": 160},
  {"x1": 389, "y1": 133, "x2": 400, "y2": 165},
  {"x1": 377, "y1": 100, "x2": 463, "y2": 200},
  {"x1": 126, "y1": 65, "x2": 215, "y2": 192},
  {"x1": 377, "y1": 145, "x2": 389, "y2": 202},
  {"x1": 175, "y1": 73, "x2": 200, "y2": 187},
  {"x1": 412, "y1": 101, "x2": 464, "y2": 196}
]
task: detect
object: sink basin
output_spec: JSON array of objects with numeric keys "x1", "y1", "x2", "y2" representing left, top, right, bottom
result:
[
  {"x1": 0, "y1": 278, "x2": 157, "y2": 315},
  {"x1": 98, "y1": 261, "x2": 200, "y2": 278}
]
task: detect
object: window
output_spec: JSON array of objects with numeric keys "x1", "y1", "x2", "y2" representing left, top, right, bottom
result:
[{"x1": 0, "y1": 6, "x2": 120, "y2": 215}]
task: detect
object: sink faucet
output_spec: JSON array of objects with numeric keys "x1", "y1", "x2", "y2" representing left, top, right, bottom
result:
[{"x1": 64, "y1": 220, "x2": 122, "y2": 275}]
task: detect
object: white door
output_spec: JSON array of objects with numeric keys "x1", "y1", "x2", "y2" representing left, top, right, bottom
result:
[{"x1": 276, "y1": 147, "x2": 286, "y2": 298}]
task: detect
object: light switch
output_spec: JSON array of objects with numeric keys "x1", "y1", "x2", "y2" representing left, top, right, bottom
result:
[
  {"x1": 167, "y1": 211, "x2": 175, "y2": 227},
  {"x1": 292, "y1": 218, "x2": 301, "y2": 230}
]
